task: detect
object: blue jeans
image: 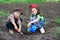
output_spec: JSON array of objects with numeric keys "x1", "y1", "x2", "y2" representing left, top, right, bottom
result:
[{"x1": 28, "y1": 17, "x2": 45, "y2": 32}]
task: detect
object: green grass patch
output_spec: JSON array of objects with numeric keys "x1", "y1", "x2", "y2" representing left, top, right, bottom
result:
[
  {"x1": 46, "y1": 0, "x2": 60, "y2": 2},
  {"x1": 0, "y1": 0, "x2": 60, "y2": 4},
  {"x1": 0, "y1": 11, "x2": 10, "y2": 22},
  {"x1": 0, "y1": 11, "x2": 10, "y2": 16},
  {"x1": 48, "y1": 17, "x2": 60, "y2": 35},
  {"x1": 56, "y1": 27, "x2": 60, "y2": 34},
  {"x1": 49, "y1": 26, "x2": 60, "y2": 35},
  {"x1": 27, "y1": 0, "x2": 45, "y2": 3},
  {"x1": 53, "y1": 17, "x2": 60, "y2": 23},
  {"x1": 0, "y1": 0, "x2": 45, "y2": 4}
]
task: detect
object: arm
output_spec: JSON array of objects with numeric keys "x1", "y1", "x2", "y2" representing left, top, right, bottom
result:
[
  {"x1": 11, "y1": 21, "x2": 18, "y2": 30},
  {"x1": 27, "y1": 18, "x2": 39, "y2": 28},
  {"x1": 18, "y1": 22, "x2": 21, "y2": 32},
  {"x1": 30, "y1": 18, "x2": 39, "y2": 24},
  {"x1": 18, "y1": 19, "x2": 22, "y2": 32},
  {"x1": 27, "y1": 15, "x2": 40, "y2": 27},
  {"x1": 9, "y1": 15, "x2": 18, "y2": 30}
]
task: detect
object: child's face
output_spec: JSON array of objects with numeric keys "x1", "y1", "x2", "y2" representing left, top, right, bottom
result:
[
  {"x1": 14, "y1": 11, "x2": 21, "y2": 18},
  {"x1": 31, "y1": 8, "x2": 38, "y2": 14}
]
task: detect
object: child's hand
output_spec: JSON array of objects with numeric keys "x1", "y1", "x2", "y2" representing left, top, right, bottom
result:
[
  {"x1": 27, "y1": 22, "x2": 31, "y2": 28},
  {"x1": 17, "y1": 29, "x2": 20, "y2": 32},
  {"x1": 15, "y1": 29, "x2": 20, "y2": 32},
  {"x1": 17, "y1": 29, "x2": 23, "y2": 35}
]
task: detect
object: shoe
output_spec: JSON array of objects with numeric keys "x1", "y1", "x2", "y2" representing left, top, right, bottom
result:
[
  {"x1": 9, "y1": 30, "x2": 14, "y2": 34},
  {"x1": 40, "y1": 27, "x2": 45, "y2": 34}
]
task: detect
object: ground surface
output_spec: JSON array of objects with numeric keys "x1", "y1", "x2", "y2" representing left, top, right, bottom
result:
[{"x1": 0, "y1": 2, "x2": 60, "y2": 40}]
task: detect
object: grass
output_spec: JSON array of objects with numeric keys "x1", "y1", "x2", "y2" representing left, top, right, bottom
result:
[
  {"x1": 0, "y1": 0, "x2": 45, "y2": 4},
  {"x1": 0, "y1": 11, "x2": 10, "y2": 16},
  {"x1": 53, "y1": 17, "x2": 60, "y2": 23},
  {"x1": 49, "y1": 17, "x2": 60, "y2": 35},
  {"x1": 56, "y1": 27, "x2": 60, "y2": 34},
  {"x1": 0, "y1": 11, "x2": 10, "y2": 23},
  {"x1": 0, "y1": 0, "x2": 60, "y2": 4},
  {"x1": 49, "y1": 26, "x2": 60, "y2": 35},
  {"x1": 0, "y1": 11, "x2": 10, "y2": 20},
  {"x1": 46, "y1": 0, "x2": 60, "y2": 2},
  {"x1": 53, "y1": 17, "x2": 60, "y2": 34},
  {"x1": 0, "y1": 11, "x2": 10, "y2": 19}
]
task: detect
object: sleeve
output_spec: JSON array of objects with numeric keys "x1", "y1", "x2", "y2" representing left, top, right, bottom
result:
[
  {"x1": 37, "y1": 15, "x2": 44, "y2": 21},
  {"x1": 9, "y1": 15, "x2": 15, "y2": 22}
]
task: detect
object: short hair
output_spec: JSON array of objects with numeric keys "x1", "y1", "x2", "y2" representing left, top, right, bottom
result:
[{"x1": 13, "y1": 9, "x2": 23, "y2": 15}]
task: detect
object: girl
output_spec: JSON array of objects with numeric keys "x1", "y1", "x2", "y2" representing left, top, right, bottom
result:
[
  {"x1": 6, "y1": 9, "x2": 23, "y2": 34},
  {"x1": 27, "y1": 4, "x2": 45, "y2": 33}
]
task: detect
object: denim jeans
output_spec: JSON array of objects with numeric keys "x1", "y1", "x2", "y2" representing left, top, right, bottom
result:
[{"x1": 28, "y1": 16, "x2": 45, "y2": 32}]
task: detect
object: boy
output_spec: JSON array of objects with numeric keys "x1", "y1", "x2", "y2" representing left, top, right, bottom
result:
[{"x1": 6, "y1": 9, "x2": 23, "y2": 34}]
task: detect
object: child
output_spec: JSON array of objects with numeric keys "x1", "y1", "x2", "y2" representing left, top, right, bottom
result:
[
  {"x1": 6, "y1": 9, "x2": 23, "y2": 34},
  {"x1": 27, "y1": 4, "x2": 45, "y2": 33}
]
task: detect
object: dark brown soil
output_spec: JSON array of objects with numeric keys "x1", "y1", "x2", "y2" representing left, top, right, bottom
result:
[{"x1": 0, "y1": 2, "x2": 60, "y2": 40}]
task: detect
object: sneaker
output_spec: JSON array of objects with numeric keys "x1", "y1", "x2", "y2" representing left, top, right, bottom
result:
[
  {"x1": 40, "y1": 27, "x2": 45, "y2": 34},
  {"x1": 9, "y1": 30, "x2": 14, "y2": 34}
]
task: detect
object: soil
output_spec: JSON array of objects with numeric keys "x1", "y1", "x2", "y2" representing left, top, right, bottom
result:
[{"x1": 0, "y1": 2, "x2": 60, "y2": 40}]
